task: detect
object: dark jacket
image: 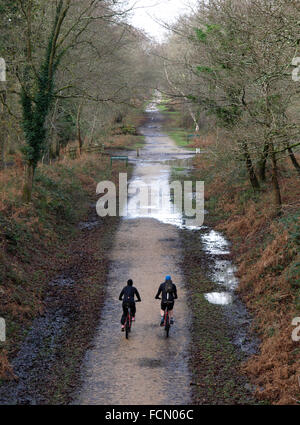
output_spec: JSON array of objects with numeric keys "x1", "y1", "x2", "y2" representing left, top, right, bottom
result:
[
  {"x1": 155, "y1": 281, "x2": 178, "y2": 303},
  {"x1": 119, "y1": 286, "x2": 141, "y2": 304}
]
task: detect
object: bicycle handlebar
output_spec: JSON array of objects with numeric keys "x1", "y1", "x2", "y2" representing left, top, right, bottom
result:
[
  {"x1": 155, "y1": 297, "x2": 175, "y2": 304},
  {"x1": 120, "y1": 299, "x2": 141, "y2": 302}
]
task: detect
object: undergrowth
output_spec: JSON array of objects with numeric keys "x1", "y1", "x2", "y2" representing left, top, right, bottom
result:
[
  {"x1": 0, "y1": 152, "x2": 127, "y2": 382},
  {"x1": 191, "y1": 139, "x2": 300, "y2": 405}
]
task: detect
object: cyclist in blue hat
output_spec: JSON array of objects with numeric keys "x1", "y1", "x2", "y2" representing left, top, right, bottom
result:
[{"x1": 155, "y1": 275, "x2": 178, "y2": 326}]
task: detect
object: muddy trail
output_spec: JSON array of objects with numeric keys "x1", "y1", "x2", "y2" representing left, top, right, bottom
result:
[
  {"x1": 0, "y1": 102, "x2": 259, "y2": 405},
  {"x1": 75, "y1": 103, "x2": 259, "y2": 405},
  {"x1": 75, "y1": 109, "x2": 193, "y2": 405}
]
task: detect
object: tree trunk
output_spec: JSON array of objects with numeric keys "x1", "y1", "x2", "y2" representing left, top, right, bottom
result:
[
  {"x1": 242, "y1": 141, "x2": 260, "y2": 190},
  {"x1": 0, "y1": 137, "x2": 4, "y2": 170},
  {"x1": 163, "y1": 62, "x2": 199, "y2": 132},
  {"x1": 55, "y1": 136, "x2": 61, "y2": 158},
  {"x1": 89, "y1": 116, "x2": 96, "y2": 145},
  {"x1": 0, "y1": 88, "x2": 6, "y2": 170},
  {"x1": 258, "y1": 141, "x2": 269, "y2": 182},
  {"x1": 49, "y1": 100, "x2": 59, "y2": 159},
  {"x1": 49, "y1": 133, "x2": 60, "y2": 159},
  {"x1": 22, "y1": 164, "x2": 35, "y2": 203},
  {"x1": 270, "y1": 143, "x2": 282, "y2": 212},
  {"x1": 287, "y1": 146, "x2": 300, "y2": 176},
  {"x1": 77, "y1": 102, "x2": 83, "y2": 154}
]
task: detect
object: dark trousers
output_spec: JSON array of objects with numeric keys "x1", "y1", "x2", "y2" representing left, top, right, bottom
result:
[{"x1": 121, "y1": 302, "x2": 136, "y2": 325}]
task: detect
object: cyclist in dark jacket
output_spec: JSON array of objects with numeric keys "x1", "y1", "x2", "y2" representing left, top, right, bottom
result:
[
  {"x1": 155, "y1": 275, "x2": 177, "y2": 326},
  {"x1": 119, "y1": 279, "x2": 141, "y2": 331}
]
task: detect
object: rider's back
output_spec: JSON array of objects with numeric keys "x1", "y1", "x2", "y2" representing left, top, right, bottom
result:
[
  {"x1": 121, "y1": 285, "x2": 139, "y2": 303},
  {"x1": 158, "y1": 281, "x2": 177, "y2": 302}
]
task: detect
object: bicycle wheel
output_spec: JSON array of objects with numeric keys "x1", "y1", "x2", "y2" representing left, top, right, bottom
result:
[
  {"x1": 125, "y1": 311, "x2": 131, "y2": 339},
  {"x1": 165, "y1": 312, "x2": 170, "y2": 338},
  {"x1": 125, "y1": 319, "x2": 129, "y2": 339}
]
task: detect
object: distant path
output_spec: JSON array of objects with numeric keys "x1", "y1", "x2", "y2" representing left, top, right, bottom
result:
[{"x1": 75, "y1": 110, "x2": 192, "y2": 405}]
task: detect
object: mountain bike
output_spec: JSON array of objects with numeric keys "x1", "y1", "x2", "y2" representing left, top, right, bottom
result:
[
  {"x1": 123, "y1": 300, "x2": 140, "y2": 339},
  {"x1": 157, "y1": 298, "x2": 173, "y2": 338},
  {"x1": 124, "y1": 302, "x2": 132, "y2": 339}
]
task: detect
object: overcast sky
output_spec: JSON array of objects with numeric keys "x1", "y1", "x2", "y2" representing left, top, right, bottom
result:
[{"x1": 128, "y1": 0, "x2": 198, "y2": 41}]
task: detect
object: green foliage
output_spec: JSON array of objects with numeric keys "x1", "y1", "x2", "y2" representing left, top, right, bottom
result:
[
  {"x1": 0, "y1": 215, "x2": 32, "y2": 255},
  {"x1": 194, "y1": 27, "x2": 207, "y2": 42},
  {"x1": 120, "y1": 124, "x2": 137, "y2": 135},
  {"x1": 279, "y1": 211, "x2": 300, "y2": 250},
  {"x1": 197, "y1": 66, "x2": 214, "y2": 74},
  {"x1": 0, "y1": 0, "x2": 18, "y2": 15},
  {"x1": 213, "y1": 104, "x2": 242, "y2": 127},
  {"x1": 55, "y1": 105, "x2": 77, "y2": 148},
  {"x1": 238, "y1": 188, "x2": 261, "y2": 207},
  {"x1": 286, "y1": 262, "x2": 300, "y2": 288},
  {"x1": 187, "y1": 94, "x2": 197, "y2": 102},
  {"x1": 194, "y1": 24, "x2": 221, "y2": 43},
  {"x1": 277, "y1": 211, "x2": 300, "y2": 289},
  {"x1": 34, "y1": 171, "x2": 76, "y2": 223},
  {"x1": 167, "y1": 130, "x2": 195, "y2": 149},
  {"x1": 21, "y1": 3, "x2": 63, "y2": 169},
  {"x1": 21, "y1": 63, "x2": 54, "y2": 167},
  {"x1": 206, "y1": 24, "x2": 221, "y2": 34}
]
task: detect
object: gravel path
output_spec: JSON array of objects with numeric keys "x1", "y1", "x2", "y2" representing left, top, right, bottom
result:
[{"x1": 76, "y1": 109, "x2": 192, "y2": 405}]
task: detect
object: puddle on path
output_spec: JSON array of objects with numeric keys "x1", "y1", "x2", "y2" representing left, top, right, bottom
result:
[{"x1": 204, "y1": 292, "x2": 233, "y2": 305}]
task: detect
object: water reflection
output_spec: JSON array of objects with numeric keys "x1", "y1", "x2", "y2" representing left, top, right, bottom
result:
[
  {"x1": 128, "y1": 97, "x2": 257, "y2": 356},
  {"x1": 201, "y1": 230, "x2": 230, "y2": 255},
  {"x1": 126, "y1": 162, "x2": 183, "y2": 227},
  {"x1": 212, "y1": 260, "x2": 238, "y2": 290},
  {"x1": 130, "y1": 99, "x2": 244, "y2": 312},
  {"x1": 205, "y1": 292, "x2": 233, "y2": 305}
]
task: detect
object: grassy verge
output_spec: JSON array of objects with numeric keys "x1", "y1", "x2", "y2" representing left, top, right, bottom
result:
[
  {"x1": 162, "y1": 102, "x2": 299, "y2": 404},
  {"x1": 168, "y1": 163, "x2": 259, "y2": 404},
  {"x1": 156, "y1": 96, "x2": 173, "y2": 113},
  {"x1": 0, "y1": 149, "x2": 131, "y2": 402},
  {"x1": 103, "y1": 109, "x2": 147, "y2": 151},
  {"x1": 157, "y1": 102, "x2": 200, "y2": 150},
  {"x1": 166, "y1": 129, "x2": 196, "y2": 150},
  {"x1": 104, "y1": 134, "x2": 145, "y2": 151},
  {"x1": 179, "y1": 228, "x2": 258, "y2": 405},
  {"x1": 190, "y1": 150, "x2": 300, "y2": 404}
]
